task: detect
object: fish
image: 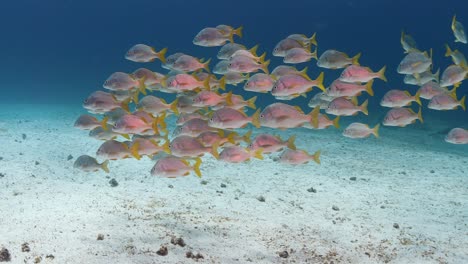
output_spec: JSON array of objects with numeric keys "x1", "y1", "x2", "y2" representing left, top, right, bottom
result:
[
  {"x1": 343, "y1": 123, "x2": 379, "y2": 139},
  {"x1": 428, "y1": 91, "x2": 466, "y2": 111},
  {"x1": 216, "y1": 25, "x2": 243, "y2": 38},
  {"x1": 130, "y1": 138, "x2": 171, "y2": 160},
  {"x1": 382, "y1": 107, "x2": 423, "y2": 127},
  {"x1": 339, "y1": 65, "x2": 387, "y2": 83},
  {"x1": 208, "y1": 107, "x2": 261, "y2": 129},
  {"x1": 196, "y1": 130, "x2": 236, "y2": 147},
  {"x1": 305, "y1": 106, "x2": 340, "y2": 129},
  {"x1": 212, "y1": 145, "x2": 263, "y2": 163},
  {"x1": 380, "y1": 90, "x2": 421, "y2": 108},
  {"x1": 213, "y1": 60, "x2": 231, "y2": 75},
  {"x1": 230, "y1": 45, "x2": 265, "y2": 62},
  {"x1": 83, "y1": 91, "x2": 129, "y2": 114},
  {"x1": 400, "y1": 31, "x2": 419, "y2": 53},
  {"x1": 163, "y1": 73, "x2": 211, "y2": 92},
  {"x1": 173, "y1": 118, "x2": 216, "y2": 137},
  {"x1": 226, "y1": 94, "x2": 257, "y2": 111},
  {"x1": 439, "y1": 64, "x2": 468, "y2": 88},
  {"x1": 283, "y1": 46, "x2": 318, "y2": 64},
  {"x1": 286, "y1": 33, "x2": 317, "y2": 47},
  {"x1": 307, "y1": 92, "x2": 335, "y2": 109},
  {"x1": 418, "y1": 81, "x2": 450, "y2": 100},
  {"x1": 451, "y1": 15, "x2": 467, "y2": 44},
  {"x1": 89, "y1": 127, "x2": 127, "y2": 141},
  {"x1": 445, "y1": 128, "x2": 468, "y2": 144},
  {"x1": 244, "y1": 73, "x2": 275, "y2": 93},
  {"x1": 273, "y1": 38, "x2": 304, "y2": 57},
  {"x1": 326, "y1": 97, "x2": 368, "y2": 116},
  {"x1": 133, "y1": 68, "x2": 165, "y2": 88},
  {"x1": 73, "y1": 155, "x2": 109, "y2": 173},
  {"x1": 111, "y1": 90, "x2": 134, "y2": 102},
  {"x1": 96, "y1": 140, "x2": 132, "y2": 160},
  {"x1": 316, "y1": 50, "x2": 361, "y2": 69},
  {"x1": 228, "y1": 55, "x2": 270, "y2": 74},
  {"x1": 176, "y1": 95, "x2": 204, "y2": 114},
  {"x1": 327, "y1": 79, "x2": 374, "y2": 97},
  {"x1": 223, "y1": 72, "x2": 250, "y2": 85},
  {"x1": 403, "y1": 69, "x2": 439, "y2": 85},
  {"x1": 169, "y1": 135, "x2": 215, "y2": 157},
  {"x1": 271, "y1": 72, "x2": 325, "y2": 98},
  {"x1": 103, "y1": 72, "x2": 146, "y2": 94},
  {"x1": 248, "y1": 134, "x2": 296, "y2": 153},
  {"x1": 176, "y1": 112, "x2": 208, "y2": 125},
  {"x1": 164, "y1": 53, "x2": 187, "y2": 69},
  {"x1": 112, "y1": 114, "x2": 158, "y2": 135},
  {"x1": 151, "y1": 156, "x2": 202, "y2": 178},
  {"x1": 194, "y1": 72, "x2": 225, "y2": 90},
  {"x1": 74, "y1": 114, "x2": 108, "y2": 130},
  {"x1": 397, "y1": 51, "x2": 432, "y2": 75},
  {"x1": 259, "y1": 103, "x2": 315, "y2": 129},
  {"x1": 172, "y1": 55, "x2": 210, "y2": 72},
  {"x1": 278, "y1": 149, "x2": 321, "y2": 165},
  {"x1": 193, "y1": 27, "x2": 239, "y2": 47},
  {"x1": 271, "y1": 65, "x2": 308, "y2": 78},
  {"x1": 192, "y1": 90, "x2": 230, "y2": 107},
  {"x1": 125, "y1": 44, "x2": 167, "y2": 63},
  {"x1": 103, "y1": 108, "x2": 127, "y2": 125},
  {"x1": 445, "y1": 44, "x2": 467, "y2": 66},
  {"x1": 217, "y1": 43, "x2": 246, "y2": 60},
  {"x1": 137, "y1": 95, "x2": 179, "y2": 115}
]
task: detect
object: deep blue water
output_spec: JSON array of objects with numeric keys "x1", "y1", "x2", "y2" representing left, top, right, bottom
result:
[{"x1": 1, "y1": 0, "x2": 467, "y2": 127}]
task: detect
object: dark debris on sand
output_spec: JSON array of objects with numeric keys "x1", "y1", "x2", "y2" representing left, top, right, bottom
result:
[{"x1": 0, "y1": 247, "x2": 11, "y2": 262}]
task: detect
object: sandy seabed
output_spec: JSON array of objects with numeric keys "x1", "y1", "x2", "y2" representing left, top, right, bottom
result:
[{"x1": 0, "y1": 104, "x2": 467, "y2": 264}]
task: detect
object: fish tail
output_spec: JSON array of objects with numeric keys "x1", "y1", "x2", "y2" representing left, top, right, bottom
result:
[
  {"x1": 203, "y1": 75, "x2": 211, "y2": 90},
  {"x1": 333, "y1": 116, "x2": 340, "y2": 129},
  {"x1": 352, "y1": 52, "x2": 361, "y2": 65},
  {"x1": 414, "y1": 89, "x2": 422, "y2": 106},
  {"x1": 132, "y1": 90, "x2": 140, "y2": 104},
  {"x1": 417, "y1": 107, "x2": 424, "y2": 123},
  {"x1": 130, "y1": 142, "x2": 141, "y2": 160},
  {"x1": 162, "y1": 140, "x2": 171, "y2": 154},
  {"x1": 151, "y1": 118, "x2": 160, "y2": 135},
  {"x1": 262, "y1": 60, "x2": 270, "y2": 74},
  {"x1": 360, "y1": 99, "x2": 369, "y2": 115},
  {"x1": 138, "y1": 77, "x2": 147, "y2": 95},
  {"x1": 287, "y1": 135, "x2": 297, "y2": 150},
  {"x1": 366, "y1": 79, "x2": 374, "y2": 96},
  {"x1": 311, "y1": 150, "x2": 321, "y2": 164},
  {"x1": 218, "y1": 76, "x2": 226, "y2": 90},
  {"x1": 452, "y1": 15, "x2": 457, "y2": 31},
  {"x1": 247, "y1": 96, "x2": 257, "y2": 110},
  {"x1": 101, "y1": 160, "x2": 110, "y2": 173},
  {"x1": 258, "y1": 52, "x2": 266, "y2": 63},
  {"x1": 234, "y1": 26, "x2": 243, "y2": 38},
  {"x1": 227, "y1": 132, "x2": 237, "y2": 144},
  {"x1": 251, "y1": 108, "x2": 261, "y2": 128},
  {"x1": 434, "y1": 68, "x2": 440, "y2": 83},
  {"x1": 211, "y1": 142, "x2": 220, "y2": 159},
  {"x1": 158, "y1": 47, "x2": 168, "y2": 64},
  {"x1": 315, "y1": 72, "x2": 326, "y2": 92},
  {"x1": 193, "y1": 157, "x2": 202, "y2": 178},
  {"x1": 121, "y1": 99, "x2": 131, "y2": 113},
  {"x1": 170, "y1": 98, "x2": 179, "y2": 115},
  {"x1": 203, "y1": 58, "x2": 211, "y2": 72},
  {"x1": 249, "y1": 44, "x2": 259, "y2": 57},
  {"x1": 252, "y1": 148, "x2": 264, "y2": 160},
  {"x1": 228, "y1": 31, "x2": 235, "y2": 43},
  {"x1": 300, "y1": 66, "x2": 308, "y2": 75},
  {"x1": 445, "y1": 44, "x2": 453, "y2": 57},
  {"x1": 309, "y1": 32, "x2": 317, "y2": 46},
  {"x1": 100, "y1": 116, "x2": 109, "y2": 131},
  {"x1": 311, "y1": 46, "x2": 318, "y2": 60},
  {"x1": 225, "y1": 91, "x2": 233, "y2": 106},
  {"x1": 373, "y1": 124, "x2": 380, "y2": 138},
  {"x1": 242, "y1": 130, "x2": 252, "y2": 144},
  {"x1": 310, "y1": 106, "x2": 320, "y2": 128},
  {"x1": 460, "y1": 95, "x2": 466, "y2": 111},
  {"x1": 157, "y1": 113, "x2": 168, "y2": 134},
  {"x1": 378, "y1": 66, "x2": 387, "y2": 82}
]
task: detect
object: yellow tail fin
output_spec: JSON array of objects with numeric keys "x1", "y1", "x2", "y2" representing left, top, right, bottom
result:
[
  {"x1": 121, "y1": 99, "x2": 130, "y2": 113},
  {"x1": 138, "y1": 77, "x2": 147, "y2": 95},
  {"x1": 309, "y1": 32, "x2": 317, "y2": 46},
  {"x1": 249, "y1": 44, "x2": 259, "y2": 57},
  {"x1": 414, "y1": 90, "x2": 422, "y2": 106},
  {"x1": 234, "y1": 26, "x2": 243, "y2": 38},
  {"x1": 211, "y1": 142, "x2": 220, "y2": 159},
  {"x1": 373, "y1": 124, "x2": 380, "y2": 138},
  {"x1": 452, "y1": 15, "x2": 457, "y2": 32},
  {"x1": 192, "y1": 157, "x2": 202, "y2": 177},
  {"x1": 360, "y1": 99, "x2": 369, "y2": 115},
  {"x1": 203, "y1": 58, "x2": 211, "y2": 72},
  {"x1": 252, "y1": 149, "x2": 264, "y2": 160},
  {"x1": 132, "y1": 90, "x2": 140, "y2": 104},
  {"x1": 311, "y1": 150, "x2": 321, "y2": 164},
  {"x1": 226, "y1": 132, "x2": 237, "y2": 144},
  {"x1": 460, "y1": 95, "x2": 466, "y2": 111},
  {"x1": 247, "y1": 96, "x2": 257, "y2": 109},
  {"x1": 251, "y1": 108, "x2": 261, "y2": 128},
  {"x1": 300, "y1": 66, "x2": 308, "y2": 75},
  {"x1": 243, "y1": 130, "x2": 252, "y2": 143},
  {"x1": 417, "y1": 107, "x2": 424, "y2": 123},
  {"x1": 100, "y1": 116, "x2": 109, "y2": 131},
  {"x1": 158, "y1": 47, "x2": 168, "y2": 64},
  {"x1": 225, "y1": 91, "x2": 233, "y2": 106},
  {"x1": 162, "y1": 141, "x2": 171, "y2": 154},
  {"x1": 258, "y1": 52, "x2": 266, "y2": 63},
  {"x1": 378, "y1": 66, "x2": 387, "y2": 82},
  {"x1": 310, "y1": 47, "x2": 318, "y2": 60},
  {"x1": 130, "y1": 142, "x2": 141, "y2": 160},
  {"x1": 121, "y1": 134, "x2": 130, "y2": 140},
  {"x1": 202, "y1": 75, "x2": 211, "y2": 90},
  {"x1": 366, "y1": 79, "x2": 374, "y2": 96},
  {"x1": 352, "y1": 52, "x2": 361, "y2": 65},
  {"x1": 101, "y1": 160, "x2": 110, "y2": 173},
  {"x1": 287, "y1": 135, "x2": 297, "y2": 150},
  {"x1": 151, "y1": 119, "x2": 160, "y2": 135},
  {"x1": 218, "y1": 76, "x2": 226, "y2": 90},
  {"x1": 262, "y1": 60, "x2": 270, "y2": 74},
  {"x1": 170, "y1": 98, "x2": 179, "y2": 115},
  {"x1": 333, "y1": 116, "x2": 340, "y2": 129},
  {"x1": 310, "y1": 106, "x2": 320, "y2": 128},
  {"x1": 314, "y1": 72, "x2": 326, "y2": 92},
  {"x1": 445, "y1": 44, "x2": 453, "y2": 57}
]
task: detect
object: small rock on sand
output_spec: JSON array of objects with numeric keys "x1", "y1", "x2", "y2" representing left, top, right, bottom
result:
[
  {"x1": 156, "y1": 246, "x2": 168, "y2": 256},
  {"x1": 0, "y1": 247, "x2": 11, "y2": 262}
]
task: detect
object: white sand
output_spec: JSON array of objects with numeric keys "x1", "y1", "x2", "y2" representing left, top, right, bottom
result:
[{"x1": 1, "y1": 104, "x2": 467, "y2": 263}]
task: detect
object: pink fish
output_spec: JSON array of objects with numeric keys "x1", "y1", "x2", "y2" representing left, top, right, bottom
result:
[
  {"x1": 129, "y1": 138, "x2": 170, "y2": 159},
  {"x1": 327, "y1": 79, "x2": 374, "y2": 97},
  {"x1": 218, "y1": 43, "x2": 246, "y2": 60},
  {"x1": 286, "y1": 33, "x2": 317, "y2": 47},
  {"x1": 172, "y1": 55, "x2": 210, "y2": 72},
  {"x1": 225, "y1": 93, "x2": 257, "y2": 110},
  {"x1": 151, "y1": 156, "x2": 202, "y2": 178},
  {"x1": 248, "y1": 134, "x2": 296, "y2": 153},
  {"x1": 83, "y1": 91, "x2": 129, "y2": 114},
  {"x1": 193, "y1": 26, "x2": 241, "y2": 47},
  {"x1": 304, "y1": 106, "x2": 340, "y2": 129},
  {"x1": 176, "y1": 95, "x2": 204, "y2": 114},
  {"x1": 343, "y1": 123, "x2": 379, "y2": 139},
  {"x1": 164, "y1": 53, "x2": 186, "y2": 69},
  {"x1": 382, "y1": 107, "x2": 423, "y2": 127},
  {"x1": 192, "y1": 91, "x2": 229, "y2": 107},
  {"x1": 89, "y1": 127, "x2": 126, "y2": 141},
  {"x1": 216, "y1": 25, "x2": 243, "y2": 38},
  {"x1": 283, "y1": 46, "x2": 318, "y2": 64},
  {"x1": 440, "y1": 64, "x2": 468, "y2": 87},
  {"x1": 339, "y1": 65, "x2": 387, "y2": 83},
  {"x1": 271, "y1": 72, "x2": 325, "y2": 98},
  {"x1": 112, "y1": 114, "x2": 158, "y2": 135},
  {"x1": 137, "y1": 95, "x2": 179, "y2": 115},
  {"x1": 133, "y1": 68, "x2": 165, "y2": 88},
  {"x1": 380, "y1": 89, "x2": 421, "y2": 108},
  {"x1": 244, "y1": 73, "x2": 275, "y2": 93},
  {"x1": 164, "y1": 73, "x2": 211, "y2": 92},
  {"x1": 228, "y1": 55, "x2": 270, "y2": 74},
  {"x1": 169, "y1": 136, "x2": 215, "y2": 157},
  {"x1": 428, "y1": 92, "x2": 466, "y2": 111},
  {"x1": 224, "y1": 72, "x2": 249, "y2": 85},
  {"x1": 273, "y1": 38, "x2": 304, "y2": 57},
  {"x1": 173, "y1": 118, "x2": 216, "y2": 137},
  {"x1": 317, "y1": 50, "x2": 361, "y2": 69},
  {"x1": 125, "y1": 44, "x2": 167, "y2": 63},
  {"x1": 445, "y1": 128, "x2": 468, "y2": 144},
  {"x1": 212, "y1": 145, "x2": 263, "y2": 163},
  {"x1": 326, "y1": 97, "x2": 368, "y2": 116},
  {"x1": 176, "y1": 112, "x2": 208, "y2": 125},
  {"x1": 196, "y1": 131, "x2": 235, "y2": 147},
  {"x1": 74, "y1": 114, "x2": 108, "y2": 130},
  {"x1": 278, "y1": 149, "x2": 321, "y2": 165},
  {"x1": 96, "y1": 140, "x2": 132, "y2": 160},
  {"x1": 103, "y1": 72, "x2": 146, "y2": 94},
  {"x1": 271, "y1": 65, "x2": 308, "y2": 78},
  {"x1": 208, "y1": 107, "x2": 261, "y2": 129},
  {"x1": 418, "y1": 81, "x2": 449, "y2": 100},
  {"x1": 259, "y1": 103, "x2": 315, "y2": 129},
  {"x1": 73, "y1": 155, "x2": 109, "y2": 173},
  {"x1": 230, "y1": 45, "x2": 264, "y2": 62}
]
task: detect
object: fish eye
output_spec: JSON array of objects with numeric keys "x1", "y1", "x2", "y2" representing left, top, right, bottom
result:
[{"x1": 260, "y1": 114, "x2": 264, "y2": 118}]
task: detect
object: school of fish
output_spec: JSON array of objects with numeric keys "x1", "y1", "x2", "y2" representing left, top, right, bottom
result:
[{"x1": 74, "y1": 17, "x2": 468, "y2": 177}]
